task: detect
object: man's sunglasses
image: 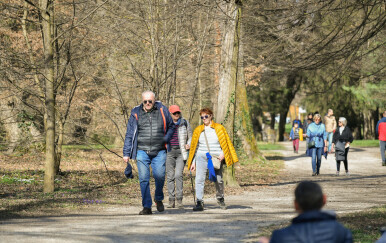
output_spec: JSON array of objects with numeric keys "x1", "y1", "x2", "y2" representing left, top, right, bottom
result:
[
  {"x1": 143, "y1": 100, "x2": 153, "y2": 104},
  {"x1": 200, "y1": 115, "x2": 209, "y2": 120},
  {"x1": 172, "y1": 112, "x2": 181, "y2": 115}
]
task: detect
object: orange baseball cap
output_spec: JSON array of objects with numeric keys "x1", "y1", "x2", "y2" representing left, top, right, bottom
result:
[{"x1": 169, "y1": 105, "x2": 181, "y2": 113}]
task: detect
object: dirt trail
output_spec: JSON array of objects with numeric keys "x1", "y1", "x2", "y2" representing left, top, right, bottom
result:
[{"x1": 1, "y1": 142, "x2": 385, "y2": 243}]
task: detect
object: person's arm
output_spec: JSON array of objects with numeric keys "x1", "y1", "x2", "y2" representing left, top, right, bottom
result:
[
  {"x1": 222, "y1": 125, "x2": 238, "y2": 164},
  {"x1": 347, "y1": 127, "x2": 354, "y2": 144},
  {"x1": 306, "y1": 124, "x2": 311, "y2": 138},
  {"x1": 123, "y1": 112, "x2": 136, "y2": 162},
  {"x1": 323, "y1": 125, "x2": 328, "y2": 152},
  {"x1": 376, "y1": 120, "x2": 380, "y2": 136},
  {"x1": 186, "y1": 120, "x2": 193, "y2": 149},
  {"x1": 289, "y1": 128, "x2": 293, "y2": 140}
]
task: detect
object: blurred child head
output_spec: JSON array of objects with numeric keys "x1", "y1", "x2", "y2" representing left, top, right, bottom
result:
[{"x1": 294, "y1": 123, "x2": 299, "y2": 128}]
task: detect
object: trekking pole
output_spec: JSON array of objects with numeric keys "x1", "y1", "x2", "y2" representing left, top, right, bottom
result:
[{"x1": 189, "y1": 171, "x2": 196, "y2": 204}]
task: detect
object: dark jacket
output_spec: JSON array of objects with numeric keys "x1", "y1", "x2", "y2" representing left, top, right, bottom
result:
[
  {"x1": 332, "y1": 127, "x2": 354, "y2": 145},
  {"x1": 123, "y1": 101, "x2": 174, "y2": 159},
  {"x1": 270, "y1": 211, "x2": 353, "y2": 243}
]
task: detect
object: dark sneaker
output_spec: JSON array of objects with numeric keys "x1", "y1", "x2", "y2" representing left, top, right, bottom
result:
[
  {"x1": 176, "y1": 200, "x2": 184, "y2": 209},
  {"x1": 217, "y1": 198, "x2": 227, "y2": 210},
  {"x1": 193, "y1": 200, "x2": 204, "y2": 211},
  {"x1": 167, "y1": 200, "x2": 175, "y2": 209},
  {"x1": 139, "y1": 207, "x2": 152, "y2": 215},
  {"x1": 382, "y1": 162, "x2": 386, "y2": 166},
  {"x1": 155, "y1": 200, "x2": 164, "y2": 212}
]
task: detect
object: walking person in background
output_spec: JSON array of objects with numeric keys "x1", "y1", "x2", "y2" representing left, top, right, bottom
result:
[
  {"x1": 292, "y1": 116, "x2": 302, "y2": 128},
  {"x1": 332, "y1": 117, "x2": 354, "y2": 176},
  {"x1": 187, "y1": 108, "x2": 238, "y2": 211},
  {"x1": 306, "y1": 114, "x2": 327, "y2": 176},
  {"x1": 324, "y1": 109, "x2": 337, "y2": 153},
  {"x1": 289, "y1": 122, "x2": 303, "y2": 154},
  {"x1": 166, "y1": 105, "x2": 192, "y2": 209},
  {"x1": 376, "y1": 111, "x2": 386, "y2": 166},
  {"x1": 123, "y1": 91, "x2": 175, "y2": 215},
  {"x1": 303, "y1": 113, "x2": 313, "y2": 154}
]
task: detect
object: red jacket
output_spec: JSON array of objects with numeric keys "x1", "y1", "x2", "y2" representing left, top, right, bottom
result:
[{"x1": 376, "y1": 117, "x2": 386, "y2": 141}]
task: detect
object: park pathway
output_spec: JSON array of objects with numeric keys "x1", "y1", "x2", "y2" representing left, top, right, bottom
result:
[{"x1": 1, "y1": 142, "x2": 385, "y2": 242}]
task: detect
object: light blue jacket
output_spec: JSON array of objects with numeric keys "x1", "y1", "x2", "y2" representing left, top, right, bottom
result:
[{"x1": 306, "y1": 122, "x2": 327, "y2": 148}]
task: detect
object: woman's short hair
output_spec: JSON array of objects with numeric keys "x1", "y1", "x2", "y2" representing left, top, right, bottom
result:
[
  {"x1": 313, "y1": 113, "x2": 321, "y2": 121},
  {"x1": 200, "y1": 108, "x2": 213, "y2": 116},
  {"x1": 339, "y1": 117, "x2": 347, "y2": 126}
]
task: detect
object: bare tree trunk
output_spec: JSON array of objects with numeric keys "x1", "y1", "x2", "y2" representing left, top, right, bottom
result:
[
  {"x1": 40, "y1": 0, "x2": 56, "y2": 193},
  {"x1": 216, "y1": 1, "x2": 260, "y2": 187},
  {"x1": 363, "y1": 109, "x2": 375, "y2": 139}
]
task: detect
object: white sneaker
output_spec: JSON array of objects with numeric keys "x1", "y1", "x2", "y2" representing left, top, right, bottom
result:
[
  {"x1": 345, "y1": 171, "x2": 350, "y2": 176},
  {"x1": 336, "y1": 171, "x2": 339, "y2": 176}
]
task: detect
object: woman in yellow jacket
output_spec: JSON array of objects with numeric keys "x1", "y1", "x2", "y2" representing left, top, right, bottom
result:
[{"x1": 187, "y1": 108, "x2": 238, "y2": 211}]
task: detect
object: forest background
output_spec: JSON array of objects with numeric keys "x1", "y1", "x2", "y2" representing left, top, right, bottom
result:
[{"x1": 0, "y1": 0, "x2": 385, "y2": 192}]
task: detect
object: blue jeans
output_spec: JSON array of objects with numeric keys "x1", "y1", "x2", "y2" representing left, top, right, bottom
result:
[
  {"x1": 327, "y1": 132, "x2": 334, "y2": 152},
  {"x1": 311, "y1": 147, "x2": 323, "y2": 173},
  {"x1": 136, "y1": 150, "x2": 167, "y2": 208}
]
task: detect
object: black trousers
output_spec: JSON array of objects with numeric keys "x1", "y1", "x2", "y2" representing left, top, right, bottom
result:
[{"x1": 336, "y1": 147, "x2": 349, "y2": 172}]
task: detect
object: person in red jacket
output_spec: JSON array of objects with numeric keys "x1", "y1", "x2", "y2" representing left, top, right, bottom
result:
[{"x1": 376, "y1": 111, "x2": 386, "y2": 166}]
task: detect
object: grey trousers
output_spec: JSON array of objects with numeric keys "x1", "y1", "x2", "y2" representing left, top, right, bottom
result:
[
  {"x1": 195, "y1": 151, "x2": 224, "y2": 201},
  {"x1": 380, "y1": 140, "x2": 386, "y2": 163},
  {"x1": 166, "y1": 147, "x2": 185, "y2": 201}
]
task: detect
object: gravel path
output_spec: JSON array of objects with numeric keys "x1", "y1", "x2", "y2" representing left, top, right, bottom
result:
[{"x1": 1, "y1": 142, "x2": 385, "y2": 243}]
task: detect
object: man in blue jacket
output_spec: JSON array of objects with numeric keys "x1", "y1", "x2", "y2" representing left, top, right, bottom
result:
[
  {"x1": 270, "y1": 181, "x2": 352, "y2": 243},
  {"x1": 123, "y1": 91, "x2": 175, "y2": 215}
]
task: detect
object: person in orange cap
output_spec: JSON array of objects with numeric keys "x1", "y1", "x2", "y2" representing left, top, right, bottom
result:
[{"x1": 166, "y1": 105, "x2": 192, "y2": 209}]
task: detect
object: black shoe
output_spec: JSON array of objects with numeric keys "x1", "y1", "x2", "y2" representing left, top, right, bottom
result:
[
  {"x1": 155, "y1": 200, "x2": 164, "y2": 212},
  {"x1": 139, "y1": 207, "x2": 152, "y2": 215},
  {"x1": 193, "y1": 200, "x2": 204, "y2": 211},
  {"x1": 217, "y1": 198, "x2": 227, "y2": 210},
  {"x1": 383, "y1": 162, "x2": 386, "y2": 166}
]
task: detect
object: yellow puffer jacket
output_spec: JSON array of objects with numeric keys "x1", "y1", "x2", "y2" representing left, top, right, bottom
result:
[{"x1": 187, "y1": 121, "x2": 239, "y2": 169}]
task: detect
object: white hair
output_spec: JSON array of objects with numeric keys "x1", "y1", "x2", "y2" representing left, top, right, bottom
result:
[
  {"x1": 339, "y1": 117, "x2": 347, "y2": 126},
  {"x1": 142, "y1": 90, "x2": 156, "y2": 99}
]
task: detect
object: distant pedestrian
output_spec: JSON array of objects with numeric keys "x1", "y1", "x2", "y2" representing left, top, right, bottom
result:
[
  {"x1": 302, "y1": 113, "x2": 313, "y2": 133},
  {"x1": 166, "y1": 105, "x2": 192, "y2": 209},
  {"x1": 292, "y1": 116, "x2": 302, "y2": 129},
  {"x1": 269, "y1": 181, "x2": 353, "y2": 243},
  {"x1": 376, "y1": 111, "x2": 386, "y2": 166},
  {"x1": 332, "y1": 117, "x2": 354, "y2": 176},
  {"x1": 324, "y1": 109, "x2": 337, "y2": 153},
  {"x1": 122, "y1": 91, "x2": 175, "y2": 215},
  {"x1": 187, "y1": 108, "x2": 238, "y2": 211},
  {"x1": 289, "y1": 122, "x2": 303, "y2": 154},
  {"x1": 306, "y1": 114, "x2": 327, "y2": 176}
]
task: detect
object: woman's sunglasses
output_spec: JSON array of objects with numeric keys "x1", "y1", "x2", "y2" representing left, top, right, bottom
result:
[
  {"x1": 172, "y1": 112, "x2": 180, "y2": 115},
  {"x1": 200, "y1": 115, "x2": 209, "y2": 120}
]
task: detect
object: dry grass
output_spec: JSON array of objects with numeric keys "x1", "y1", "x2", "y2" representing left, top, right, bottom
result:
[{"x1": 0, "y1": 148, "x2": 284, "y2": 219}]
